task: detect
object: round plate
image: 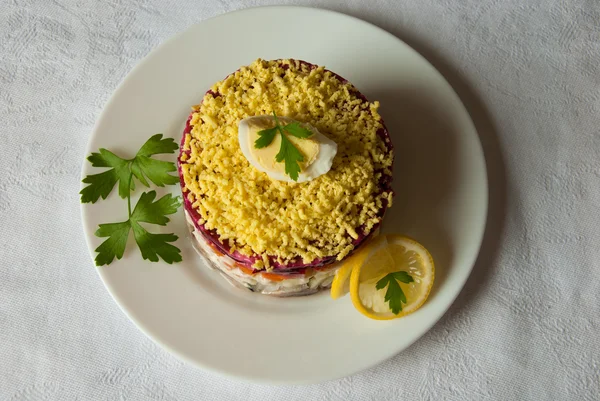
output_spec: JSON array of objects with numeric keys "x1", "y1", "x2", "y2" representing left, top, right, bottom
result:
[{"x1": 81, "y1": 6, "x2": 487, "y2": 384}]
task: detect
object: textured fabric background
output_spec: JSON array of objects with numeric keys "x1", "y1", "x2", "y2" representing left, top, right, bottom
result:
[{"x1": 1, "y1": 0, "x2": 599, "y2": 399}]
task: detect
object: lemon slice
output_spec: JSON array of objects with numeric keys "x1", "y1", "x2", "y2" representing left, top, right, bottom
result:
[
  {"x1": 349, "y1": 235, "x2": 435, "y2": 320},
  {"x1": 330, "y1": 235, "x2": 387, "y2": 299}
]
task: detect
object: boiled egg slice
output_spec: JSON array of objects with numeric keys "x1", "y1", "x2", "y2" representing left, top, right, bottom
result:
[{"x1": 238, "y1": 115, "x2": 337, "y2": 183}]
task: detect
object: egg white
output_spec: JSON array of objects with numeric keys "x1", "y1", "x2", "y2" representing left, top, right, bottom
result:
[{"x1": 238, "y1": 116, "x2": 338, "y2": 183}]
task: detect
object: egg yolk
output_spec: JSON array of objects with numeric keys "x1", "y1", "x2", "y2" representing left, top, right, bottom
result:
[{"x1": 247, "y1": 118, "x2": 319, "y2": 174}]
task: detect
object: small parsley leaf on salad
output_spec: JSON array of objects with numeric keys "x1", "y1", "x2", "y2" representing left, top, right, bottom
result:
[{"x1": 254, "y1": 112, "x2": 314, "y2": 181}]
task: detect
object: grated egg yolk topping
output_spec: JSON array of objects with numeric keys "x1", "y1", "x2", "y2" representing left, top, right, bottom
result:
[{"x1": 180, "y1": 59, "x2": 393, "y2": 269}]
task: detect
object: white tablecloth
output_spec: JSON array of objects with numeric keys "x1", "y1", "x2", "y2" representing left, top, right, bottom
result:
[{"x1": 1, "y1": 0, "x2": 599, "y2": 399}]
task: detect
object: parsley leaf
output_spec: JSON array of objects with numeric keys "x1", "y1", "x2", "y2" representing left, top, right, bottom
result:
[
  {"x1": 253, "y1": 112, "x2": 314, "y2": 181},
  {"x1": 80, "y1": 134, "x2": 178, "y2": 203},
  {"x1": 131, "y1": 223, "x2": 181, "y2": 263},
  {"x1": 136, "y1": 133, "x2": 179, "y2": 157},
  {"x1": 131, "y1": 134, "x2": 179, "y2": 187},
  {"x1": 93, "y1": 191, "x2": 182, "y2": 266},
  {"x1": 283, "y1": 122, "x2": 313, "y2": 138},
  {"x1": 80, "y1": 149, "x2": 133, "y2": 203},
  {"x1": 130, "y1": 191, "x2": 181, "y2": 225},
  {"x1": 254, "y1": 127, "x2": 278, "y2": 149},
  {"x1": 376, "y1": 271, "x2": 415, "y2": 314},
  {"x1": 94, "y1": 221, "x2": 131, "y2": 266},
  {"x1": 131, "y1": 156, "x2": 179, "y2": 187},
  {"x1": 276, "y1": 131, "x2": 304, "y2": 182}
]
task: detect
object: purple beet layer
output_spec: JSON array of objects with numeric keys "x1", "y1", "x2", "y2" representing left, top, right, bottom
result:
[{"x1": 178, "y1": 60, "x2": 394, "y2": 273}]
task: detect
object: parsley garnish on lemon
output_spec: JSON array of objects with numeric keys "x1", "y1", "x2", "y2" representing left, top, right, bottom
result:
[{"x1": 376, "y1": 271, "x2": 415, "y2": 314}]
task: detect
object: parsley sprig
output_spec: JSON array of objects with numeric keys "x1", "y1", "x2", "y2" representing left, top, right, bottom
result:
[
  {"x1": 80, "y1": 134, "x2": 182, "y2": 266},
  {"x1": 376, "y1": 271, "x2": 415, "y2": 314},
  {"x1": 254, "y1": 112, "x2": 313, "y2": 181}
]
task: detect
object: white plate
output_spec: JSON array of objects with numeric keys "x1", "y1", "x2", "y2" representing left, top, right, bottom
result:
[{"x1": 81, "y1": 6, "x2": 487, "y2": 384}]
